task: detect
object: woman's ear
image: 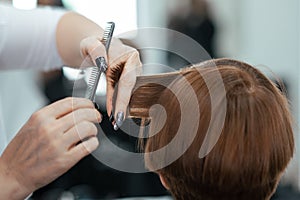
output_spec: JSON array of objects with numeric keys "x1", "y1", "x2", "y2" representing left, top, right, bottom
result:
[{"x1": 159, "y1": 174, "x2": 170, "y2": 190}]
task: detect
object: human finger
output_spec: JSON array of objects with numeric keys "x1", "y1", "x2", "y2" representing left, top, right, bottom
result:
[
  {"x1": 80, "y1": 36, "x2": 107, "y2": 67},
  {"x1": 42, "y1": 97, "x2": 95, "y2": 119},
  {"x1": 67, "y1": 136, "x2": 99, "y2": 164},
  {"x1": 63, "y1": 121, "x2": 98, "y2": 150},
  {"x1": 106, "y1": 50, "x2": 142, "y2": 121},
  {"x1": 108, "y1": 51, "x2": 142, "y2": 129},
  {"x1": 57, "y1": 108, "x2": 101, "y2": 133}
]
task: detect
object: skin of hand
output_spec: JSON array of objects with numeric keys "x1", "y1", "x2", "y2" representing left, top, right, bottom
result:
[
  {"x1": 56, "y1": 12, "x2": 142, "y2": 123},
  {"x1": 0, "y1": 97, "x2": 101, "y2": 199},
  {"x1": 0, "y1": 10, "x2": 140, "y2": 200},
  {"x1": 80, "y1": 37, "x2": 142, "y2": 121}
]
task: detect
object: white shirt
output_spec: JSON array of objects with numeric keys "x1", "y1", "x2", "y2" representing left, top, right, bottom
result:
[{"x1": 0, "y1": 3, "x2": 66, "y2": 155}]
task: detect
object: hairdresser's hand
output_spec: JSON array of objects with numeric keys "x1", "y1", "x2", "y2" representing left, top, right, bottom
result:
[
  {"x1": 80, "y1": 37, "x2": 142, "y2": 129},
  {"x1": 0, "y1": 97, "x2": 101, "y2": 199}
]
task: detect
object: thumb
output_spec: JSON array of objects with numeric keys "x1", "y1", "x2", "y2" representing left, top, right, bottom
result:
[{"x1": 80, "y1": 37, "x2": 107, "y2": 67}]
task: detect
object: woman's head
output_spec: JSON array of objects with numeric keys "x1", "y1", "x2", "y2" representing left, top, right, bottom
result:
[{"x1": 129, "y1": 58, "x2": 294, "y2": 200}]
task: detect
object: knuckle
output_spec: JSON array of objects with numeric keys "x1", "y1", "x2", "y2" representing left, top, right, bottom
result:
[
  {"x1": 65, "y1": 96, "x2": 74, "y2": 102},
  {"x1": 129, "y1": 50, "x2": 142, "y2": 64},
  {"x1": 38, "y1": 123, "x2": 53, "y2": 136},
  {"x1": 131, "y1": 49, "x2": 140, "y2": 58},
  {"x1": 74, "y1": 97, "x2": 93, "y2": 108},
  {"x1": 62, "y1": 97, "x2": 74, "y2": 109},
  {"x1": 62, "y1": 97, "x2": 73, "y2": 104},
  {"x1": 55, "y1": 157, "x2": 69, "y2": 170},
  {"x1": 75, "y1": 108, "x2": 98, "y2": 122},
  {"x1": 80, "y1": 137, "x2": 99, "y2": 156},
  {"x1": 97, "y1": 42, "x2": 106, "y2": 52},
  {"x1": 30, "y1": 110, "x2": 45, "y2": 124},
  {"x1": 79, "y1": 144, "x2": 89, "y2": 156},
  {"x1": 90, "y1": 38, "x2": 104, "y2": 51},
  {"x1": 47, "y1": 139, "x2": 58, "y2": 152},
  {"x1": 88, "y1": 123, "x2": 98, "y2": 136},
  {"x1": 72, "y1": 109, "x2": 83, "y2": 120},
  {"x1": 93, "y1": 138, "x2": 100, "y2": 148},
  {"x1": 74, "y1": 109, "x2": 88, "y2": 120},
  {"x1": 81, "y1": 121, "x2": 98, "y2": 136}
]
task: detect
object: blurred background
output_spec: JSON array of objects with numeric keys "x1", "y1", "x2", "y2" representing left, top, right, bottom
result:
[{"x1": 0, "y1": 0, "x2": 299, "y2": 199}]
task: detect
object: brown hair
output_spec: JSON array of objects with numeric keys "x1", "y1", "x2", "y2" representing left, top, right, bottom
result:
[{"x1": 128, "y1": 58, "x2": 294, "y2": 200}]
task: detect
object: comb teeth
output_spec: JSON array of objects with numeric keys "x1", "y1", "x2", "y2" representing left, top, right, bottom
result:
[
  {"x1": 85, "y1": 22, "x2": 115, "y2": 101},
  {"x1": 85, "y1": 66, "x2": 101, "y2": 100},
  {"x1": 102, "y1": 22, "x2": 115, "y2": 51}
]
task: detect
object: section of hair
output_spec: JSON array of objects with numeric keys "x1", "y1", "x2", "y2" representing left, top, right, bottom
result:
[
  {"x1": 129, "y1": 71, "x2": 180, "y2": 118},
  {"x1": 128, "y1": 58, "x2": 294, "y2": 200}
]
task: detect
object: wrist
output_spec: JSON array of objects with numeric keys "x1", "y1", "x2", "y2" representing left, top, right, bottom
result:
[{"x1": 0, "y1": 158, "x2": 31, "y2": 200}]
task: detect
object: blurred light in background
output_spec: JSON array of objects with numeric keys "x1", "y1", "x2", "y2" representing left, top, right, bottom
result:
[
  {"x1": 61, "y1": 0, "x2": 137, "y2": 82},
  {"x1": 62, "y1": 0, "x2": 137, "y2": 35},
  {"x1": 62, "y1": 67, "x2": 80, "y2": 81},
  {"x1": 13, "y1": 0, "x2": 37, "y2": 9}
]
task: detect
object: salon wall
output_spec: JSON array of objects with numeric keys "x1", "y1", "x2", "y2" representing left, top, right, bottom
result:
[
  {"x1": 209, "y1": 0, "x2": 300, "y2": 189},
  {"x1": 136, "y1": 0, "x2": 169, "y2": 74},
  {"x1": 239, "y1": 1, "x2": 300, "y2": 189},
  {"x1": 0, "y1": 70, "x2": 47, "y2": 141}
]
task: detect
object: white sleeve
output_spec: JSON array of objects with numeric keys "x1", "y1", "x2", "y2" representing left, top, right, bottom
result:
[{"x1": 0, "y1": 4, "x2": 66, "y2": 71}]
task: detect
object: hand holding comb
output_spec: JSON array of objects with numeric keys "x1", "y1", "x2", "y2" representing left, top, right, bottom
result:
[{"x1": 85, "y1": 22, "x2": 115, "y2": 112}]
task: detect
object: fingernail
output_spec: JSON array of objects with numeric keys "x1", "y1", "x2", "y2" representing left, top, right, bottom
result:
[
  {"x1": 93, "y1": 103, "x2": 102, "y2": 122},
  {"x1": 114, "y1": 123, "x2": 118, "y2": 131},
  {"x1": 114, "y1": 111, "x2": 124, "y2": 130},
  {"x1": 95, "y1": 111, "x2": 102, "y2": 123}
]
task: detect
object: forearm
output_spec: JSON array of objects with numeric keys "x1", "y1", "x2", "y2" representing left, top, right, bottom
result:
[
  {"x1": 56, "y1": 12, "x2": 104, "y2": 67},
  {"x1": 0, "y1": 158, "x2": 30, "y2": 200}
]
